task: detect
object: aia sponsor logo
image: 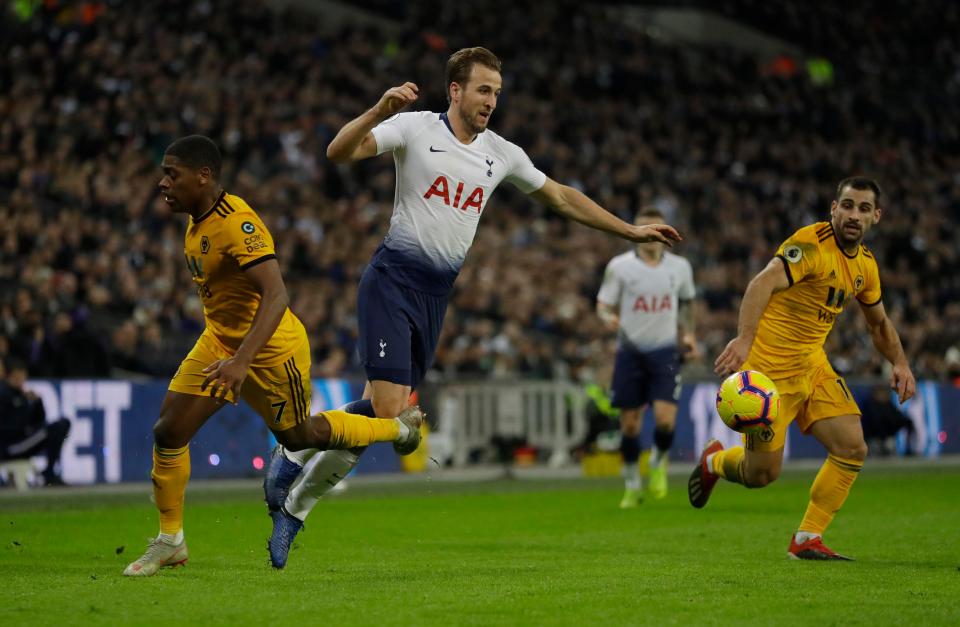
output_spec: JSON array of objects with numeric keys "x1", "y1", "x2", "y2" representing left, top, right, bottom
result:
[
  {"x1": 423, "y1": 175, "x2": 484, "y2": 213},
  {"x1": 633, "y1": 294, "x2": 672, "y2": 312}
]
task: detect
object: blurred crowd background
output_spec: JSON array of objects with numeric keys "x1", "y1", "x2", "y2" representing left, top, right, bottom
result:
[{"x1": 2, "y1": 0, "x2": 959, "y2": 386}]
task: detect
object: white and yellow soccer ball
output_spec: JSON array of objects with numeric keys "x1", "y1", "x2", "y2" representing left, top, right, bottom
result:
[{"x1": 715, "y1": 370, "x2": 780, "y2": 433}]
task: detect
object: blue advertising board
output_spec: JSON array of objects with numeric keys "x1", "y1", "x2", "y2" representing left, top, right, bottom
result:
[{"x1": 22, "y1": 379, "x2": 958, "y2": 484}]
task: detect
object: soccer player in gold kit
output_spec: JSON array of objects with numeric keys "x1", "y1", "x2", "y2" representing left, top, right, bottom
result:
[
  {"x1": 689, "y1": 177, "x2": 916, "y2": 560},
  {"x1": 123, "y1": 136, "x2": 423, "y2": 576}
]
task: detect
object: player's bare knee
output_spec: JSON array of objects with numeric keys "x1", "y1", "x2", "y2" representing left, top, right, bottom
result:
[
  {"x1": 371, "y1": 397, "x2": 405, "y2": 418},
  {"x1": 745, "y1": 473, "x2": 773, "y2": 488},
  {"x1": 653, "y1": 418, "x2": 676, "y2": 432},
  {"x1": 744, "y1": 466, "x2": 779, "y2": 488},
  {"x1": 152, "y1": 416, "x2": 180, "y2": 449},
  {"x1": 832, "y1": 440, "x2": 868, "y2": 462}
]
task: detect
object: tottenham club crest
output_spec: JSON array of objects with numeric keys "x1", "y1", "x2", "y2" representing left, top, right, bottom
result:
[
  {"x1": 379, "y1": 339, "x2": 387, "y2": 358},
  {"x1": 783, "y1": 245, "x2": 803, "y2": 263},
  {"x1": 485, "y1": 157, "x2": 494, "y2": 178},
  {"x1": 241, "y1": 221, "x2": 256, "y2": 234},
  {"x1": 854, "y1": 275, "x2": 864, "y2": 291}
]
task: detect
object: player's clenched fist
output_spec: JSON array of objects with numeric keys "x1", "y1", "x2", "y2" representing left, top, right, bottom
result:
[{"x1": 374, "y1": 82, "x2": 419, "y2": 118}]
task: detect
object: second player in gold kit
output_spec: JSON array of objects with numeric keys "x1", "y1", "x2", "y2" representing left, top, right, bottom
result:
[
  {"x1": 690, "y1": 177, "x2": 916, "y2": 561},
  {"x1": 741, "y1": 220, "x2": 881, "y2": 452}
]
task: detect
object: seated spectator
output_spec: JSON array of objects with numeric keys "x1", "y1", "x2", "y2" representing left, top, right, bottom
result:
[
  {"x1": 110, "y1": 320, "x2": 152, "y2": 376},
  {"x1": 0, "y1": 358, "x2": 71, "y2": 486}
]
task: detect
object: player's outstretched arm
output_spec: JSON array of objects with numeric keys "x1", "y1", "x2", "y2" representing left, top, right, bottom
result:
[
  {"x1": 201, "y1": 259, "x2": 290, "y2": 403},
  {"x1": 714, "y1": 257, "x2": 790, "y2": 376},
  {"x1": 859, "y1": 300, "x2": 916, "y2": 403},
  {"x1": 326, "y1": 82, "x2": 419, "y2": 163},
  {"x1": 529, "y1": 178, "x2": 681, "y2": 245}
]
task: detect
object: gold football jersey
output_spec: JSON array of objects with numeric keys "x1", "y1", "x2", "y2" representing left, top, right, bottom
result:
[
  {"x1": 183, "y1": 192, "x2": 306, "y2": 366},
  {"x1": 747, "y1": 222, "x2": 881, "y2": 379}
]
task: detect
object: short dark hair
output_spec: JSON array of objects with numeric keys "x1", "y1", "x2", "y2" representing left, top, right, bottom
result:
[
  {"x1": 445, "y1": 47, "x2": 502, "y2": 103},
  {"x1": 636, "y1": 206, "x2": 665, "y2": 221},
  {"x1": 835, "y1": 176, "x2": 882, "y2": 205},
  {"x1": 165, "y1": 135, "x2": 222, "y2": 180}
]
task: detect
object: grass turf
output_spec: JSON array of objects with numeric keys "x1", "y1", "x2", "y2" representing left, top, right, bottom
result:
[{"x1": 1, "y1": 463, "x2": 959, "y2": 626}]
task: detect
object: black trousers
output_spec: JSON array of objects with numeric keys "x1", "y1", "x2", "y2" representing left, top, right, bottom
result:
[{"x1": 1, "y1": 418, "x2": 71, "y2": 476}]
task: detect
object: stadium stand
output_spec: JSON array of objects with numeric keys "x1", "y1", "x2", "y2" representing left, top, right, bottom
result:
[{"x1": 1, "y1": 0, "x2": 958, "y2": 383}]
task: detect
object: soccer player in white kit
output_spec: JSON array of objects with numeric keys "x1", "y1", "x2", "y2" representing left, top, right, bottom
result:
[
  {"x1": 264, "y1": 47, "x2": 681, "y2": 567},
  {"x1": 597, "y1": 207, "x2": 698, "y2": 508}
]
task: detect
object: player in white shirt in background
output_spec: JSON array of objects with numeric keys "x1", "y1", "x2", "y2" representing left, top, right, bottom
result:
[
  {"x1": 264, "y1": 47, "x2": 682, "y2": 567},
  {"x1": 597, "y1": 207, "x2": 698, "y2": 508}
]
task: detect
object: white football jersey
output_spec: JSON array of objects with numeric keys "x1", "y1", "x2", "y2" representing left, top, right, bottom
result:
[
  {"x1": 597, "y1": 250, "x2": 696, "y2": 351},
  {"x1": 370, "y1": 111, "x2": 547, "y2": 294}
]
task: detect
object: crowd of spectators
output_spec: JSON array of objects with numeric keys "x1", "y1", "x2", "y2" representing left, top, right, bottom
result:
[{"x1": 1, "y1": 0, "x2": 958, "y2": 386}]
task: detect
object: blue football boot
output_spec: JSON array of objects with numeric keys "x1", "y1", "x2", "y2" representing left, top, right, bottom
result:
[
  {"x1": 268, "y1": 508, "x2": 304, "y2": 569},
  {"x1": 263, "y1": 445, "x2": 303, "y2": 512}
]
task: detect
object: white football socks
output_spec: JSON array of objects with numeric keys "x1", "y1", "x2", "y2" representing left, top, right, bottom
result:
[
  {"x1": 650, "y1": 446, "x2": 665, "y2": 466},
  {"x1": 623, "y1": 462, "x2": 641, "y2": 491},
  {"x1": 282, "y1": 444, "x2": 318, "y2": 468},
  {"x1": 705, "y1": 453, "x2": 717, "y2": 472},
  {"x1": 795, "y1": 531, "x2": 821, "y2": 544},
  {"x1": 158, "y1": 530, "x2": 184, "y2": 545},
  {"x1": 284, "y1": 448, "x2": 360, "y2": 521},
  {"x1": 395, "y1": 418, "x2": 411, "y2": 441}
]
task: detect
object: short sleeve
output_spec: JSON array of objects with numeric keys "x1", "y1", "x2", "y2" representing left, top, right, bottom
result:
[
  {"x1": 221, "y1": 211, "x2": 277, "y2": 270},
  {"x1": 371, "y1": 112, "x2": 415, "y2": 155},
  {"x1": 597, "y1": 260, "x2": 622, "y2": 306},
  {"x1": 775, "y1": 228, "x2": 823, "y2": 286},
  {"x1": 503, "y1": 141, "x2": 547, "y2": 194},
  {"x1": 857, "y1": 256, "x2": 882, "y2": 306},
  {"x1": 678, "y1": 258, "x2": 696, "y2": 300}
]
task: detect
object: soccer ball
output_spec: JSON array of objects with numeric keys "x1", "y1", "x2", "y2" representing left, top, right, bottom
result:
[{"x1": 715, "y1": 370, "x2": 780, "y2": 433}]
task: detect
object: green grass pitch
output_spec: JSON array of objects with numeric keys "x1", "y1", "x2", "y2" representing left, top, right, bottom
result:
[{"x1": 2, "y1": 463, "x2": 959, "y2": 626}]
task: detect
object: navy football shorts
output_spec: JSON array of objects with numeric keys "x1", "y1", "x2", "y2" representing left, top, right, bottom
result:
[
  {"x1": 609, "y1": 345, "x2": 681, "y2": 409},
  {"x1": 356, "y1": 265, "x2": 448, "y2": 388}
]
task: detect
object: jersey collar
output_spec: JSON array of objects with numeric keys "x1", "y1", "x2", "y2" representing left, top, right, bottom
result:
[
  {"x1": 833, "y1": 229, "x2": 861, "y2": 259},
  {"x1": 439, "y1": 112, "x2": 455, "y2": 136},
  {"x1": 634, "y1": 249, "x2": 664, "y2": 267},
  {"x1": 195, "y1": 190, "x2": 227, "y2": 223},
  {"x1": 439, "y1": 112, "x2": 481, "y2": 146}
]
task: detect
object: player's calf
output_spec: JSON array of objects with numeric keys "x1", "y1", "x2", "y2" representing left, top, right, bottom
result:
[{"x1": 277, "y1": 407, "x2": 423, "y2": 453}]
